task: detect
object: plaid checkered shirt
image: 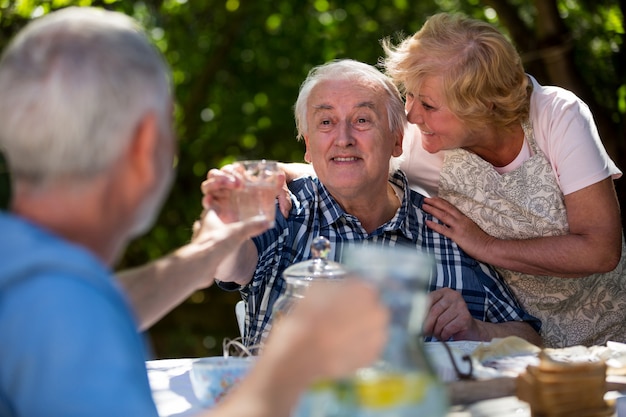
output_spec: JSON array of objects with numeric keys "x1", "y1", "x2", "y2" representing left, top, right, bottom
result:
[{"x1": 223, "y1": 170, "x2": 540, "y2": 347}]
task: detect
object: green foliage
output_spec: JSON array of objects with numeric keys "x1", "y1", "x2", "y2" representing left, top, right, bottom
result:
[{"x1": 1, "y1": 0, "x2": 623, "y2": 358}]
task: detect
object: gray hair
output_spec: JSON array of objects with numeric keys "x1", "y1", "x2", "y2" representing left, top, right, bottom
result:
[
  {"x1": 294, "y1": 59, "x2": 407, "y2": 141},
  {"x1": 0, "y1": 7, "x2": 172, "y2": 185}
]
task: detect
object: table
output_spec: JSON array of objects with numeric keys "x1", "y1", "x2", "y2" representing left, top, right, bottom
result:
[
  {"x1": 147, "y1": 345, "x2": 626, "y2": 417},
  {"x1": 147, "y1": 358, "x2": 539, "y2": 416},
  {"x1": 148, "y1": 358, "x2": 198, "y2": 417}
]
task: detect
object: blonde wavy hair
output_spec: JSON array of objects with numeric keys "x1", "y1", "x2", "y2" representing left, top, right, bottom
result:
[{"x1": 381, "y1": 13, "x2": 529, "y2": 131}]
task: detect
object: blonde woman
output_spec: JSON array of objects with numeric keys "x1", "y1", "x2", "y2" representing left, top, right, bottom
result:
[{"x1": 382, "y1": 12, "x2": 626, "y2": 348}]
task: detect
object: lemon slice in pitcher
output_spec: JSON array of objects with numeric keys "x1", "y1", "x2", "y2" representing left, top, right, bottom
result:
[{"x1": 354, "y1": 369, "x2": 432, "y2": 409}]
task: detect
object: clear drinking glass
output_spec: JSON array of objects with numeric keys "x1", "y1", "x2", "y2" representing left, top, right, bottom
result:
[{"x1": 232, "y1": 160, "x2": 280, "y2": 227}]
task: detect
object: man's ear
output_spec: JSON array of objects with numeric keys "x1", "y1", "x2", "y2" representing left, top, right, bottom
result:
[
  {"x1": 126, "y1": 112, "x2": 159, "y2": 186},
  {"x1": 303, "y1": 135, "x2": 312, "y2": 163},
  {"x1": 392, "y1": 128, "x2": 404, "y2": 157}
]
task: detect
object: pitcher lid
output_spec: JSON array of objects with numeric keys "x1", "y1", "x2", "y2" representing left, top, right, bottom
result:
[{"x1": 283, "y1": 237, "x2": 346, "y2": 280}]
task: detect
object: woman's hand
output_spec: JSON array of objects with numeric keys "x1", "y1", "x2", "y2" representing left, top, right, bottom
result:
[{"x1": 422, "y1": 196, "x2": 496, "y2": 261}]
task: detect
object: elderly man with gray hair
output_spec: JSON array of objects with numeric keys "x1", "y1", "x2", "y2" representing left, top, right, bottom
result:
[
  {"x1": 204, "y1": 59, "x2": 542, "y2": 348},
  {"x1": 0, "y1": 7, "x2": 389, "y2": 417}
]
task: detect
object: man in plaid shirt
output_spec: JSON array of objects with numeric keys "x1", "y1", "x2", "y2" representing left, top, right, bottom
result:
[{"x1": 206, "y1": 60, "x2": 541, "y2": 348}]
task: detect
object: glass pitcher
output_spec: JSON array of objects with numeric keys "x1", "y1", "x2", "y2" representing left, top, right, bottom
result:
[
  {"x1": 295, "y1": 243, "x2": 449, "y2": 417},
  {"x1": 273, "y1": 236, "x2": 346, "y2": 320}
]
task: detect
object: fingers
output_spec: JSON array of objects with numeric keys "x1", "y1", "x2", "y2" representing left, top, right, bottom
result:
[
  {"x1": 199, "y1": 169, "x2": 243, "y2": 220},
  {"x1": 229, "y1": 215, "x2": 273, "y2": 240},
  {"x1": 276, "y1": 185, "x2": 292, "y2": 218},
  {"x1": 425, "y1": 219, "x2": 452, "y2": 239},
  {"x1": 201, "y1": 169, "x2": 240, "y2": 194},
  {"x1": 422, "y1": 197, "x2": 462, "y2": 226},
  {"x1": 424, "y1": 289, "x2": 472, "y2": 341},
  {"x1": 275, "y1": 171, "x2": 293, "y2": 218}
]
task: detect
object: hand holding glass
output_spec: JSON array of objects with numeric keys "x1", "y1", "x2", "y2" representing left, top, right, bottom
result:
[{"x1": 232, "y1": 160, "x2": 280, "y2": 227}]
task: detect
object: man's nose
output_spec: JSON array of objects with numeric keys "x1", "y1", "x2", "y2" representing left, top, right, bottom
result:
[{"x1": 335, "y1": 121, "x2": 355, "y2": 146}]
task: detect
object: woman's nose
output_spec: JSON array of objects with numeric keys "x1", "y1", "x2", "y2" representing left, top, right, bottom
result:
[
  {"x1": 406, "y1": 103, "x2": 423, "y2": 125},
  {"x1": 405, "y1": 96, "x2": 418, "y2": 122}
]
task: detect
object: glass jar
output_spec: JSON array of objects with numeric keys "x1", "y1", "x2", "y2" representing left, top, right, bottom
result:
[
  {"x1": 273, "y1": 237, "x2": 346, "y2": 320},
  {"x1": 295, "y1": 244, "x2": 449, "y2": 417}
]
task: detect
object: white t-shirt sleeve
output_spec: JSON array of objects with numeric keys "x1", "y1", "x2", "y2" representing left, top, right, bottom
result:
[
  {"x1": 399, "y1": 122, "x2": 445, "y2": 197},
  {"x1": 530, "y1": 77, "x2": 622, "y2": 196}
]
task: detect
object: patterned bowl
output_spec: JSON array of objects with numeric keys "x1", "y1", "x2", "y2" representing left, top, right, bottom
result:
[{"x1": 190, "y1": 356, "x2": 255, "y2": 407}]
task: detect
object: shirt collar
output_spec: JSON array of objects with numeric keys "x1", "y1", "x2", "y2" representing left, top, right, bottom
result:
[{"x1": 314, "y1": 170, "x2": 415, "y2": 238}]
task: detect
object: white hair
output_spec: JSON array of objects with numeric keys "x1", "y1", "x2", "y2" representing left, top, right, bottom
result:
[
  {"x1": 294, "y1": 59, "x2": 406, "y2": 172},
  {"x1": 0, "y1": 7, "x2": 172, "y2": 185}
]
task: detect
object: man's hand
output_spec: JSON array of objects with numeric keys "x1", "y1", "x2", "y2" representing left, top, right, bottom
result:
[
  {"x1": 201, "y1": 165, "x2": 287, "y2": 220},
  {"x1": 423, "y1": 288, "x2": 482, "y2": 341},
  {"x1": 275, "y1": 162, "x2": 316, "y2": 218},
  {"x1": 200, "y1": 167, "x2": 242, "y2": 222},
  {"x1": 266, "y1": 279, "x2": 389, "y2": 381},
  {"x1": 189, "y1": 209, "x2": 270, "y2": 272}
]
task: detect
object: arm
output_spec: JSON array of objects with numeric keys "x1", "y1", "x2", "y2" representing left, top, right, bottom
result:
[
  {"x1": 278, "y1": 162, "x2": 316, "y2": 182},
  {"x1": 118, "y1": 210, "x2": 270, "y2": 330},
  {"x1": 274, "y1": 162, "x2": 316, "y2": 217},
  {"x1": 203, "y1": 279, "x2": 389, "y2": 417},
  {"x1": 424, "y1": 288, "x2": 542, "y2": 346},
  {"x1": 423, "y1": 177, "x2": 622, "y2": 277}
]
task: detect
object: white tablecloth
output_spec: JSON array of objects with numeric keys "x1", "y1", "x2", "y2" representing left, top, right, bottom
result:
[
  {"x1": 147, "y1": 358, "x2": 201, "y2": 417},
  {"x1": 146, "y1": 356, "x2": 626, "y2": 417}
]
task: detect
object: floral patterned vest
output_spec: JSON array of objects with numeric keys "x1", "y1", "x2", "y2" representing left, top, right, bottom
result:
[{"x1": 439, "y1": 120, "x2": 626, "y2": 348}]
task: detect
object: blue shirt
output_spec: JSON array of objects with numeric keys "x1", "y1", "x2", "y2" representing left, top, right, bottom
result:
[
  {"x1": 0, "y1": 213, "x2": 158, "y2": 417},
  {"x1": 239, "y1": 170, "x2": 540, "y2": 347}
]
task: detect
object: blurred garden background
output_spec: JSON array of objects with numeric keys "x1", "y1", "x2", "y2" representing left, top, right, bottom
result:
[{"x1": 0, "y1": 0, "x2": 624, "y2": 359}]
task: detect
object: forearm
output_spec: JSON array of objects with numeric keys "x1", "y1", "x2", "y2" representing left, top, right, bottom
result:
[
  {"x1": 278, "y1": 162, "x2": 316, "y2": 182},
  {"x1": 425, "y1": 179, "x2": 623, "y2": 278},
  {"x1": 474, "y1": 320, "x2": 542, "y2": 347},
  {"x1": 117, "y1": 245, "x2": 212, "y2": 331},
  {"x1": 481, "y1": 233, "x2": 622, "y2": 277},
  {"x1": 481, "y1": 179, "x2": 623, "y2": 277},
  {"x1": 215, "y1": 240, "x2": 258, "y2": 286}
]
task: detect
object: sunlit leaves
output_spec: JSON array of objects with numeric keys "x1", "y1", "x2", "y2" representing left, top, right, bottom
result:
[
  {"x1": 265, "y1": 13, "x2": 282, "y2": 32},
  {"x1": 393, "y1": 0, "x2": 409, "y2": 10},
  {"x1": 225, "y1": 0, "x2": 238, "y2": 12},
  {"x1": 314, "y1": 0, "x2": 329, "y2": 12}
]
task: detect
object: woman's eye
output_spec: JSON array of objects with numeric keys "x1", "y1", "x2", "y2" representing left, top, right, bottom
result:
[{"x1": 421, "y1": 101, "x2": 435, "y2": 111}]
